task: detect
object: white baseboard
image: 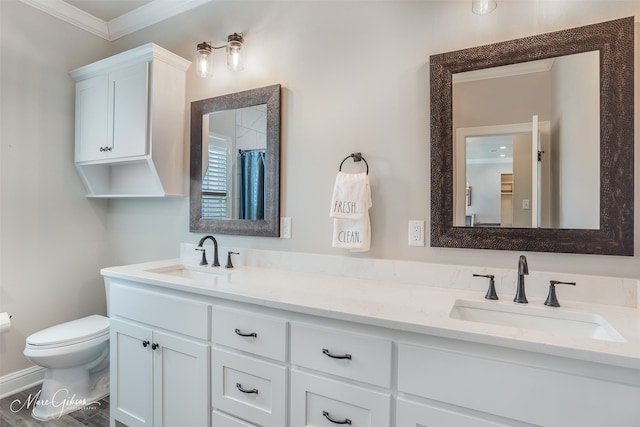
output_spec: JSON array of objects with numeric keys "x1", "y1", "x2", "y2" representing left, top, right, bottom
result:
[{"x1": 0, "y1": 366, "x2": 44, "y2": 399}]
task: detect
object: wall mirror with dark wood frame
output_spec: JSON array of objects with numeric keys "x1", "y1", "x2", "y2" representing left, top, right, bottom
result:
[
  {"x1": 430, "y1": 17, "x2": 633, "y2": 255},
  {"x1": 190, "y1": 84, "x2": 281, "y2": 237}
]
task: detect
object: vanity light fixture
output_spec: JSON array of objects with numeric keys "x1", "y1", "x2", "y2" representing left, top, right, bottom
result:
[
  {"x1": 196, "y1": 32, "x2": 245, "y2": 78},
  {"x1": 472, "y1": 0, "x2": 497, "y2": 14}
]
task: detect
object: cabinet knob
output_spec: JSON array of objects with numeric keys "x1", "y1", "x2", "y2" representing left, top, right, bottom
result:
[
  {"x1": 322, "y1": 411, "x2": 352, "y2": 425},
  {"x1": 142, "y1": 340, "x2": 150, "y2": 348},
  {"x1": 235, "y1": 383, "x2": 258, "y2": 394},
  {"x1": 322, "y1": 348, "x2": 352, "y2": 360},
  {"x1": 151, "y1": 343, "x2": 159, "y2": 350}
]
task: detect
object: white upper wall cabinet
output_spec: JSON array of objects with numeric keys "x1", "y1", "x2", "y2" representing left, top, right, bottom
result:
[{"x1": 70, "y1": 43, "x2": 191, "y2": 197}]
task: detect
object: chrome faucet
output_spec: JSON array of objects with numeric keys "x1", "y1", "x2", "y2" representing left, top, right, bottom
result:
[
  {"x1": 196, "y1": 235, "x2": 220, "y2": 267},
  {"x1": 514, "y1": 255, "x2": 529, "y2": 304}
]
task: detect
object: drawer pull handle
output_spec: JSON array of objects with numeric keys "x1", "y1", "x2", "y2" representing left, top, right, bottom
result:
[
  {"x1": 236, "y1": 383, "x2": 259, "y2": 394},
  {"x1": 235, "y1": 328, "x2": 257, "y2": 338},
  {"x1": 322, "y1": 411, "x2": 352, "y2": 425},
  {"x1": 322, "y1": 348, "x2": 352, "y2": 360}
]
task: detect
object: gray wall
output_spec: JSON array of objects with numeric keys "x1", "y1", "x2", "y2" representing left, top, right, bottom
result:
[{"x1": 1, "y1": 0, "x2": 639, "y2": 377}]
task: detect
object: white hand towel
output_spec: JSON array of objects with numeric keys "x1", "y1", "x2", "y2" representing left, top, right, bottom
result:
[
  {"x1": 332, "y1": 214, "x2": 371, "y2": 252},
  {"x1": 330, "y1": 172, "x2": 371, "y2": 219}
]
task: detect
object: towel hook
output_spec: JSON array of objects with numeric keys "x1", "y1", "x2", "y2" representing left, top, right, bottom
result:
[{"x1": 339, "y1": 152, "x2": 369, "y2": 175}]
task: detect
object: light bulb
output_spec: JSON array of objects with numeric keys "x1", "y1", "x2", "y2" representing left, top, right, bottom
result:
[
  {"x1": 196, "y1": 42, "x2": 213, "y2": 78},
  {"x1": 226, "y1": 33, "x2": 244, "y2": 71}
]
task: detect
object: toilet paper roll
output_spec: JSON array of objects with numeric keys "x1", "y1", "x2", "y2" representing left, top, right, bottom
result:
[{"x1": 0, "y1": 312, "x2": 11, "y2": 333}]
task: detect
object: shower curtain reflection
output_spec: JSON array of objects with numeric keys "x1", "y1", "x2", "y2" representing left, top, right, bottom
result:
[{"x1": 239, "y1": 149, "x2": 266, "y2": 220}]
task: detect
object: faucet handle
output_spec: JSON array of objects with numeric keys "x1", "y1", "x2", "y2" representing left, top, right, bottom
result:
[
  {"x1": 473, "y1": 274, "x2": 498, "y2": 300},
  {"x1": 544, "y1": 280, "x2": 576, "y2": 307},
  {"x1": 225, "y1": 252, "x2": 240, "y2": 269},
  {"x1": 195, "y1": 247, "x2": 207, "y2": 266}
]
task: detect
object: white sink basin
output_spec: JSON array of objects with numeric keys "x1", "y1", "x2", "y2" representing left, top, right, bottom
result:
[
  {"x1": 146, "y1": 264, "x2": 229, "y2": 281},
  {"x1": 450, "y1": 299, "x2": 625, "y2": 342}
]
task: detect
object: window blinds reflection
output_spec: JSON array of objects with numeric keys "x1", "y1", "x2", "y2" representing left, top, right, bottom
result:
[{"x1": 202, "y1": 145, "x2": 229, "y2": 219}]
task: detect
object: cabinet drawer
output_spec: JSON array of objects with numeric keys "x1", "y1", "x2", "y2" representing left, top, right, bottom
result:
[
  {"x1": 212, "y1": 410, "x2": 258, "y2": 427},
  {"x1": 396, "y1": 397, "x2": 511, "y2": 427},
  {"x1": 290, "y1": 322, "x2": 392, "y2": 387},
  {"x1": 398, "y1": 342, "x2": 640, "y2": 427},
  {"x1": 212, "y1": 348, "x2": 286, "y2": 427},
  {"x1": 212, "y1": 307, "x2": 287, "y2": 361},
  {"x1": 109, "y1": 282, "x2": 211, "y2": 340},
  {"x1": 291, "y1": 370, "x2": 391, "y2": 427}
]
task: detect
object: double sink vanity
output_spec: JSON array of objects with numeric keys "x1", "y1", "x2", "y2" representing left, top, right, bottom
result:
[
  {"x1": 103, "y1": 247, "x2": 640, "y2": 427},
  {"x1": 92, "y1": 15, "x2": 638, "y2": 427}
]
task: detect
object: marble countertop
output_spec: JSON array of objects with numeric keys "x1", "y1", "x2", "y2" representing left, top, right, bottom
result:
[{"x1": 101, "y1": 259, "x2": 640, "y2": 370}]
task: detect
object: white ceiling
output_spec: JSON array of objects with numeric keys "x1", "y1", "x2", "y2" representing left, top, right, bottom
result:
[
  {"x1": 18, "y1": 0, "x2": 211, "y2": 41},
  {"x1": 64, "y1": 0, "x2": 154, "y2": 22}
]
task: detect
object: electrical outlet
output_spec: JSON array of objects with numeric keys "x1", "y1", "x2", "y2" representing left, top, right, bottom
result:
[
  {"x1": 408, "y1": 220, "x2": 425, "y2": 246},
  {"x1": 280, "y1": 217, "x2": 291, "y2": 239},
  {"x1": 522, "y1": 199, "x2": 530, "y2": 210}
]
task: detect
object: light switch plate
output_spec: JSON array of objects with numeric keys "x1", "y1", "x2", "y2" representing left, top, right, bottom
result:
[{"x1": 280, "y1": 217, "x2": 291, "y2": 238}]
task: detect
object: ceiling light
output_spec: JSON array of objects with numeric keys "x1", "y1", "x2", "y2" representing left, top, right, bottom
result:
[
  {"x1": 196, "y1": 33, "x2": 244, "y2": 78},
  {"x1": 472, "y1": 0, "x2": 497, "y2": 14}
]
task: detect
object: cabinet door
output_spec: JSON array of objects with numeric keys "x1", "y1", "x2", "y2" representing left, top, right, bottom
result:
[
  {"x1": 110, "y1": 319, "x2": 153, "y2": 427},
  {"x1": 75, "y1": 74, "x2": 109, "y2": 162},
  {"x1": 397, "y1": 398, "x2": 512, "y2": 427},
  {"x1": 153, "y1": 330, "x2": 210, "y2": 427},
  {"x1": 109, "y1": 61, "x2": 149, "y2": 160}
]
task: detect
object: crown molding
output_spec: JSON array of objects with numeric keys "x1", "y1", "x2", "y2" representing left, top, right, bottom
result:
[
  {"x1": 19, "y1": 0, "x2": 212, "y2": 41},
  {"x1": 19, "y1": 0, "x2": 110, "y2": 39},
  {"x1": 108, "y1": 0, "x2": 212, "y2": 40},
  {"x1": 453, "y1": 58, "x2": 555, "y2": 83}
]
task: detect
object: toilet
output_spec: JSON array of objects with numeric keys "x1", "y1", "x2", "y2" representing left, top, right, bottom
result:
[{"x1": 23, "y1": 314, "x2": 110, "y2": 421}]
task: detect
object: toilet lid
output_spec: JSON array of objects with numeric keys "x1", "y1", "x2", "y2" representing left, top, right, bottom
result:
[{"x1": 27, "y1": 315, "x2": 109, "y2": 347}]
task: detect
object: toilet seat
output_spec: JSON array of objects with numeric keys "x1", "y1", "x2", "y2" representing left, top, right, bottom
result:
[{"x1": 26, "y1": 314, "x2": 109, "y2": 348}]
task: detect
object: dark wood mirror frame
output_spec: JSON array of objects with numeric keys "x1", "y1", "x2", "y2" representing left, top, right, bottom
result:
[
  {"x1": 190, "y1": 84, "x2": 281, "y2": 237},
  {"x1": 430, "y1": 17, "x2": 634, "y2": 255}
]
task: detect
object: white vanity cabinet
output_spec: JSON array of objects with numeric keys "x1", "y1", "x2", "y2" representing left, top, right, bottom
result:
[
  {"x1": 108, "y1": 281, "x2": 211, "y2": 427},
  {"x1": 70, "y1": 43, "x2": 190, "y2": 197},
  {"x1": 102, "y1": 262, "x2": 640, "y2": 427}
]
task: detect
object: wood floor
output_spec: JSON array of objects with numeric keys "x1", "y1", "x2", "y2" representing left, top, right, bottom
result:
[{"x1": 0, "y1": 385, "x2": 110, "y2": 426}]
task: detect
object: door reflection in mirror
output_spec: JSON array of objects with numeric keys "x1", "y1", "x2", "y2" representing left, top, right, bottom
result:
[
  {"x1": 453, "y1": 51, "x2": 599, "y2": 230},
  {"x1": 202, "y1": 104, "x2": 267, "y2": 220},
  {"x1": 464, "y1": 130, "x2": 542, "y2": 228}
]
